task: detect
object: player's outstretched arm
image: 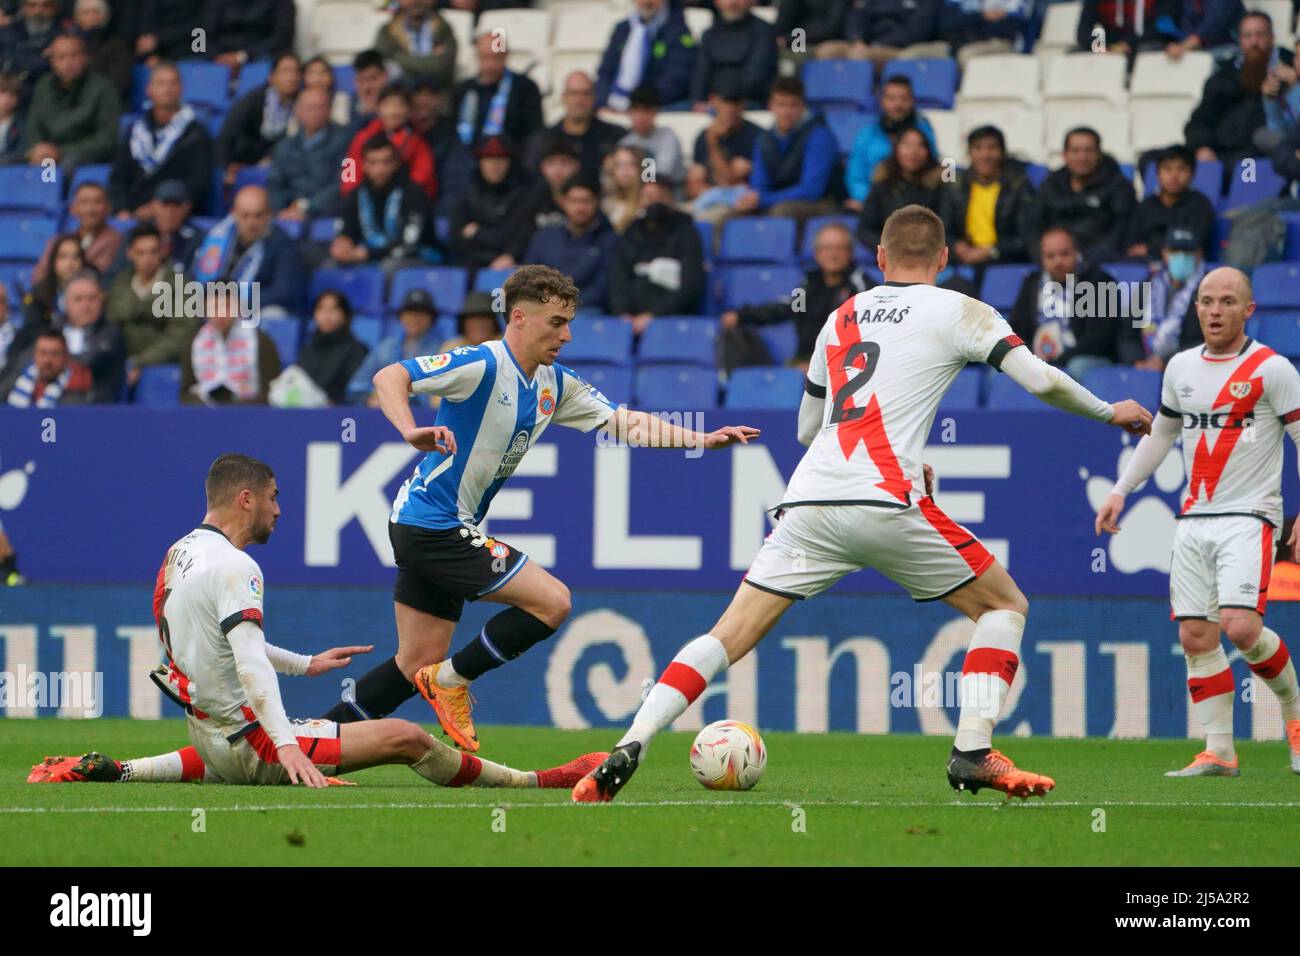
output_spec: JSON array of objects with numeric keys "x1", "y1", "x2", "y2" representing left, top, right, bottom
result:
[
  {"x1": 1095, "y1": 411, "x2": 1181, "y2": 534},
  {"x1": 1000, "y1": 348, "x2": 1152, "y2": 435},
  {"x1": 264, "y1": 642, "x2": 374, "y2": 677},
  {"x1": 603, "y1": 407, "x2": 761, "y2": 450},
  {"x1": 372, "y1": 363, "x2": 456, "y2": 454}
]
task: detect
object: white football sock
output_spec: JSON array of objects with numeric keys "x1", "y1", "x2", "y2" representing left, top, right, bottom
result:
[
  {"x1": 409, "y1": 735, "x2": 535, "y2": 788},
  {"x1": 617, "y1": 634, "x2": 730, "y2": 759},
  {"x1": 435, "y1": 659, "x2": 471, "y2": 688},
  {"x1": 120, "y1": 747, "x2": 206, "y2": 783},
  {"x1": 1186, "y1": 646, "x2": 1236, "y2": 759},
  {"x1": 954, "y1": 609, "x2": 1025, "y2": 752},
  {"x1": 1243, "y1": 628, "x2": 1300, "y2": 722}
]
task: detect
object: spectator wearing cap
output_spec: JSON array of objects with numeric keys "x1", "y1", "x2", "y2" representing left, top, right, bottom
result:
[
  {"x1": 191, "y1": 185, "x2": 306, "y2": 315},
  {"x1": 844, "y1": 75, "x2": 937, "y2": 209},
  {"x1": 940, "y1": 125, "x2": 1037, "y2": 266},
  {"x1": 596, "y1": 0, "x2": 696, "y2": 111},
  {"x1": 374, "y1": 0, "x2": 457, "y2": 89},
  {"x1": 1137, "y1": 227, "x2": 1207, "y2": 369},
  {"x1": 346, "y1": 287, "x2": 443, "y2": 405},
  {"x1": 204, "y1": 0, "x2": 297, "y2": 69},
  {"x1": 523, "y1": 136, "x2": 582, "y2": 237},
  {"x1": 941, "y1": 0, "x2": 1030, "y2": 69},
  {"x1": 106, "y1": 222, "x2": 192, "y2": 389},
  {"x1": 609, "y1": 179, "x2": 706, "y2": 334},
  {"x1": 331, "y1": 133, "x2": 440, "y2": 269},
  {"x1": 411, "y1": 78, "x2": 473, "y2": 219},
  {"x1": 215, "y1": 51, "x2": 301, "y2": 188},
  {"x1": 145, "y1": 180, "x2": 201, "y2": 274},
  {"x1": 454, "y1": 32, "x2": 544, "y2": 150},
  {"x1": 1124, "y1": 145, "x2": 1215, "y2": 261},
  {"x1": 690, "y1": 0, "x2": 778, "y2": 108},
  {"x1": 34, "y1": 182, "x2": 119, "y2": 284},
  {"x1": 297, "y1": 290, "x2": 370, "y2": 406},
  {"x1": 109, "y1": 60, "x2": 213, "y2": 218},
  {"x1": 618, "y1": 85, "x2": 685, "y2": 186},
  {"x1": 3, "y1": 330, "x2": 93, "y2": 408},
  {"x1": 685, "y1": 85, "x2": 762, "y2": 200},
  {"x1": 524, "y1": 70, "x2": 625, "y2": 180},
  {"x1": 345, "y1": 83, "x2": 439, "y2": 202},
  {"x1": 181, "y1": 285, "x2": 282, "y2": 406},
  {"x1": 267, "y1": 85, "x2": 351, "y2": 220},
  {"x1": 524, "y1": 176, "x2": 619, "y2": 313},
  {"x1": 450, "y1": 134, "x2": 534, "y2": 271},
  {"x1": 0, "y1": 0, "x2": 60, "y2": 101},
  {"x1": 135, "y1": 0, "x2": 209, "y2": 64},
  {"x1": 438, "y1": 290, "x2": 502, "y2": 351},
  {"x1": 22, "y1": 31, "x2": 119, "y2": 173},
  {"x1": 1032, "y1": 126, "x2": 1135, "y2": 264},
  {"x1": 816, "y1": 0, "x2": 947, "y2": 71}
]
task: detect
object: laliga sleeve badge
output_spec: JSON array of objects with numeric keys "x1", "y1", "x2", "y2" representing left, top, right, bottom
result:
[
  {"x1": 417, "y1": 354, "x2": 452, "y2": 373},
  {"x1": 247, "y1": 574, "x2": 263, "y2": 600}
]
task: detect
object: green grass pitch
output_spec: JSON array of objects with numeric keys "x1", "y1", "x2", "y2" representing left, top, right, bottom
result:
[{"x1": 3, "y1": 719, "x2": 1297, "y2": 866}]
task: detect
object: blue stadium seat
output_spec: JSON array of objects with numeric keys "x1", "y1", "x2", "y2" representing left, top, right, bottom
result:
[
  {"x1": 177, "y1": 61, "x2": 232, "y2": 110},
  {"x1": 757, "y1": 322, "x2": 798, "y2": 364},
  {"x1": 1079, "y1": 366, "x2": 1162, "y2": 408},
  {"x1": 234, "y1": 59, "x2": 272, "y2": 99},
  {"x1": 803, "y1": 60, "x2": 875, "y2": 111},
  {"x1": 234, "y1": 166, "x2": 269, "y2": 191},
  {"x1": 349, "y1": 315, "x2": 385, "y2": 349},
  {"x1": 1224, "y1": 160, "x2": 1290, "y2": 210},
  {"x1": 720, "y1": 265, "x2": 804, "y2": 311},
  {"x1": 635, "y1": 364, "x2": 718, "y2": 409},
  {"x1": 563, "y1": 316, "x2": 634, "y2": 364},
  {"x1": 882, "y1": 59, "x2": 958, "y2": 110},
  {"x1": 434, "y1": 315, "x2": 458, "y2": 343},
  {"x1": 107, "y1": 217, "x2": 137, "y2": 235},
  {"x1": 0, "y1": 214, "x2": 56, "y2": 262},
  {"x1": 191, "y1": 215, "x2": 217, "y2": 233},
  {"x1": 260, "y1": 317, "x2": 301, "y2": 365},
  {"x1": 637, "y1": 316, "x2": 717, "y2": 365},
  {"x1": 1101, "y1": 262, "x2": 1149, "y2": 287},
  {"x1": 725, "y1": 367, "x2": 804, "y2": 409},
  {"x1": 334, "y1": 66, "x2": 356, "y2": 95},
  {"x1": 984, "y1": 373, "x2": 1058, "y2": 411},
  {"x1": 1253, "y1": 263, "x2": 1300, "y2": 309},
  {"x1": 566, "y1": 363, "x2": 632, "y2": 405},
  {"x1": 1207, "y1": 214, "x2": 1230, "y2": 261},
  {"x1": 979, "y1": 264, "x2": 1034, "y2": 311},
  {"x1": 0, "y1": 166, "x2": 62, "y2": 214},
  {"x1": 825, "y1": 109, "x2": 871, "y2": 156},
  {"x1": 718, "y1": 216, "x2": 798, "y2": 263},
  {"x1": 129, "y1": 62, "x2": 150, "y2": 112},
  {"x1": 135, "y1": 363, "x2": 181, "y2": 407},
  {"x1": 937, "y1": 366, "x2": 984, "y2": 410},
  {"x1": 309, "y1": 217, "x2": 341, "y2": 243},
  {"x1": 1255, "y1": 312, "x2": 1300, "y2": 357},
  {"x1": 0, "y1": 263, "x2": 33, "y2": 302},
  {"x1": 694, "y1": 220, "x2": 712, "y2": 262},
  {"x1": 1025, "y1": 164, "x2": 1049, "y2": 189},
  {"x1": 69, "y1": 163, "x2": 112, "y2": 196},
  {"x1": 1143, "y1": 159, "x2": 1222, "y2": 200},
  {"x1": 277, "y1": 218, "x2": 304, "y2": 240},
  {"x1": 310, "y1": 266, "x2": 385, "y2": 314},
  {"x1": 473, "y1": 267, "x2": 513, "y2": 293},
  {"x1": 390, "y1": 266, "x2": 469, "y2": 315},
  {"x1": 1283, "y1": 214, "x2": 1300, "y2": 261}
]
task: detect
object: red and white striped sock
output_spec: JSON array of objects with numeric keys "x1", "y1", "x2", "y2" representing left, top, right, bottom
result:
[
  {"x1": 410, "y1": 736, "x2": 534, "y2": 788},
  {"x1": 954, "y1": 609, "x2": 1024, "y2": 752},
  {"x1": 121, "y1": 746, "x2": 207, "y2": 783},
  {"x1": 1243, "y1": 628, "x2": 1300, "y2": 722},
  {"x1": 1186, "y1": 646, "x2": 1236, "y2": 759},
  {"x1": 617, "y1": 635, "x2": 730, "y2": 758}
]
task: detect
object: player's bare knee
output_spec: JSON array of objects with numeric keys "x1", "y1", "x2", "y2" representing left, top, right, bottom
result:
[
  {"x1": 391, "y1": 720, "x2": 432, "y2": 762},
  {"x1": 1220, "y1": 613, "x2": 1262, "y2": 650},
  {"x1": 1178, "y1": 618, "x2": 1219, "y2": 653},
  {"x1": 541, "y1": 580, "x2": 571, "y2": 628}
]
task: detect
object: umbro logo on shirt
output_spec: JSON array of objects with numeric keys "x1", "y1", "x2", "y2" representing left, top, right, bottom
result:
[{"x1": 1179, "y1": 385, "x2": 1195, "y2": 398}]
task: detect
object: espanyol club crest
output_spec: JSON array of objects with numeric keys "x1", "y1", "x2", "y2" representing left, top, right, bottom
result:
[
  {"x1": 1228, "y1": 381, "x2": 1252, "y2": 400},
  {"x1": 489, "y1": 541, "x2": 510, "y2": 559},
  {"x1": 538, "y1": 388, "x2": 555, "y2": 416}
]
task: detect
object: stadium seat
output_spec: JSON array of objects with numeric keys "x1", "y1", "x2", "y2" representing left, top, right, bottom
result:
[
  {"x1": 234, "y1": 166, "x2": 270, "y2": 191},
  {"x1": 311, "y1": 2, "x2": 390, "y2": 62},
  {"x1": 1044, "y1": 53, "x2": 1128, "y2": 111},
  {"x1": 683, "y1": 6, "x2": 713, "y2": 38},
  {"x1": 0, "y1": 263, "x2": 33, "y2": 302},
  {"x1": 434, "y1": 315, "x2": 458, "y2": 343},
  {"x1": 69, "y1": 163, "x2": 111, "y2": 196},
  {"x1": 757, "y1": 322, "x2": 798, "y2": 364},
  {"x1": 635, "y1": 363, "x2": 717, "y2": 409},
  {"x1": 261, "y1": 318, "x2": 302, "y2": 365},
  {"x1": 1101, "y1": 262, "x2": 1149, "y2": 287},
  {"x1": 473, "y1": 267, "x2": 514, "y2": 293},
  {"x1": 310, "y1": 266, "x2": 385, "y2": 314},
  {"x1": 1253, "y1": 264, "x2": 1300, "y2": 309},
  {"x1": 0, "y1": 166, "x2": 61, "y2": 214},
  {"x1": 956, "y1": 55, "x2": 1040, "y2": 109},
  {"x1": 0, "y1": 214, "x2": 56, "y2": 262},
  {"x1": 309, "y1": 217, "x2": 341, "y2": 242},
  {"x1": 720, "y1": 265, "x2": 804, "y2": 311},
  {"x1": 922, "y1": 108, "x2": 961, "y2": 162},
  {"x1": 389, "y1": 266, "x2": 468, "y2": 316},
  {"x1": 1044, "y1": 103, "x2": 1134, "y2": 164},
  {"x1": 349, "y1": 315, "x2": 385, "y2": 349},
  {"x1": 718, "y1": 216, "x2": 797, "y2": 264},
  {"x1": 559, "y1": 316, "x2": 632, "y2": 364},
  {"x1": 1129, "y1": 98, "x2": 1199, "y2": 156},
  {"x1": 752, "y1": 5, "x2": 777, "y2": 23},
  {"x1": 566, "y1": 363, "x2": 632, "y2": 404},
  {"x1": 725, "y1": 367, "x2": 804, "y2": 409},
  {"x1": 277, "y1": 218, "x2": 304, "y2": 240},
  {"x1": 1284, "y1": 214, "x2": 1300, "y2": 261},
  {"x1": 1256, "y1": 0, "x2": 1297, "y2": 46},
  {"x1": 1036, "y1": 1, "x2": 1083, "y2": 59},
  {"x1": 656, "y1": 111, "x2": 711, "y2": 155},
  {"x1": 985, "y1": 373, "x2": 1059, "y2": 411},
  {"x1": 1224, "y1": 160, "x2": 1291, "y2": 210},
  {"x1": 937, "y1": 366, "x2": 984, "y2": 410},
  {"x1": 1025, "y1": 163, "x2": 1050, "y2": 188},
  {"x1": 1129, "y1": 50, "x2": 1215, "y2": 101},
  {"x1": 135, "y1": 363, "x2": 181, "y2": 406},
  {"x1": 444, "y1": 7, "x2": 476, "y2": 77},
  {"x1": 477, "y1": 9, "x2": 554, "y2": 57},
  {"x1": 1142, "y1": 158, "x2": 1222, "y2": 201},
  {"x1": 234, "y1": 59, "x2": 272, "y2": 99},
  {"x1": 1079, "y1": 366, "x2": 1162, "y2": 409},
  {"x1": 956, "y1": 103, "x2": 1045, "y2": 164},
  {"x1": 883, "y1": 59, "x2": 958, "y2": 110},
  {"x1": 979, "y1": 264, "x2": 1035, "y2": 311},
  {"x1": 552, "y1": 5, "x2": 621, "y2": 53},
  {"x1": 176, "y1": 61, "x2": 231, "y2": 110},
  {"x1": 1256, "y1": 312, "x2": 1300, "y2": 357},
  {"x1": 825, "y1": 109, "x2": 871, "y2": 157},
  {"x1": 803, "y1": 59, "x2": 874, "y2": 112},
  {"x1": 694, "y1": 220, "x2": 712, "y2": 262},
  {"x1": 638, "y1": 317, "x2": 716, "y2": 365}
]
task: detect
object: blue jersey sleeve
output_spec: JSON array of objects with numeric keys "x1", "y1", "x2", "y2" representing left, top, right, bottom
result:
[
  {"x1": 402, "y1": 345, "x2": 493, "y2": 402},
  {"x1": 552, "y1": 364, "x2": 619, "y2": 432}
]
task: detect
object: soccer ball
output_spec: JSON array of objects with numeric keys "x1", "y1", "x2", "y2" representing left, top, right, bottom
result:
[{"x1": 689, "y1": 720, "x2": 767, "y2": 791}]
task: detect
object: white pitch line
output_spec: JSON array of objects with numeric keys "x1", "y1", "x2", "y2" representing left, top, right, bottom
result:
[{"x1": 1, "y1": 798, "x2": 1298, "y2": 815}]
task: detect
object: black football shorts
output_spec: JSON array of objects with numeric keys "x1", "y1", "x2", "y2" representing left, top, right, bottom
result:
[{"x1": 388, "y1": 520, "x2": 530, "y2": 622}]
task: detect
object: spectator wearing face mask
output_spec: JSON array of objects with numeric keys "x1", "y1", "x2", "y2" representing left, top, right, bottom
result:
[{"x1": 1136, "y1": 228, "x2": 1208, "y2": 369}]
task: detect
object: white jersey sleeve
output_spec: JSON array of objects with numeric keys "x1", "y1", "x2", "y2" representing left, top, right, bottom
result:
[
  {"x1": 401, "y1": 346, "x2": 491, "y2": 401},
  {"x1": 213, "y1": 553, "x2": 266, "y2": 635},
  {"x1": 1161, "y1": 354, "x2": 1186, "y2": 414},
  {"x1": 805, "y1": 320, "x2": 830, "y2": 396},
  {"x1": 551, "y1": 364, "x2": 619, "y2": 432},
  {"x1": 948, "y1": 297, "x2": 1023, "y2": 368},
  {"x1": 1265, "y1": 354, "x2": 1300, "y2": 424}
]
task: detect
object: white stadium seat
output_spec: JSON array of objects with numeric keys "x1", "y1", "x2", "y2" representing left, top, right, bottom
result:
[
  {"x1": 1128, "y1": 50, "x2": 1214, "y2": 100},
  {"x1": 922, "y1": 108, "x2": 962, "y2": 162},
  {"x1": 476, "y1": 9, "x2": 555, "y2": 53},
  {"x1": 1129, "y1": 97, "x2": 1196, "y2": 153},
  {"x1": 957, "y1": 102, "x2": 1046, "y2": 165},
  {"x1": 1255, "y1": 0, "x2": 1297, "y2": 46},
  {"x1": 956, "y1": 54, "x2": 1042, "y2": 109},
  {"x1": 743, "y1": 109, "x2": 774, "y2": 128},
  {"x1": 1042, "y1": 52, "x2": 1128, "y2": 109},
  {"x1": 310, "y1": 2, "x2": 390, "y2": 63},
  {"x1": 657, "y1": 111, "x2": 712, "y2": 153},
  {"x1": 553, "y1": 5, "x2": 624, "y2": 53},
  {"x1": 684, "y1": 7, "x2": 714, "y2": 39},
  {"x1": 442, "y1": 9, "x2": 477, "y2": 80},
  {"x1": 1044, "y1": 103, "x2": 1134, "y2": 163},
  {"x1": 1036, "y1": 1, "x2": 1082, "y2": 59},
  {"x1": 753, "y1": 6, "x2": 778, "y2": 24}
]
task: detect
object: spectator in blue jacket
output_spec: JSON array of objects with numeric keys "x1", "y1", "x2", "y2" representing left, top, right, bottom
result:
[
  {"x1": 597, "y1": 0, "x2": 697, "y2": 111},
  {"x1": 523, "y1": 176, "x2": 619, "y2": 312},
  {"x1": 844, "y1": 75, "x2": 937, "y2": 209},
  {"x1": 817, "y1": 0, "x2": 947, "y2": 71},
  {"x1": 940, "y1": 0, "x2": 1029, "y2": 68},
  {"x1": 346, "y1": 288, "x2": 443, "y2": 405},
  {"x1": 267, "y1": 86, "x2": 351, "y2": 220},
  {"x1": 190, "y1": 186, "x2": 307, "y2": 317},
  {"x1": 1155, "y1": 0, "x2": 1245, "y2": 59},
  {"x1": 689, "y1": 0, "x2": 778, "y2": 108}
]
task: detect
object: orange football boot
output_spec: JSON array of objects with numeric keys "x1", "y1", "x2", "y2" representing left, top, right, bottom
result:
[{"x1": 414, "y1": 664, "x2": 480, "y2": 752}]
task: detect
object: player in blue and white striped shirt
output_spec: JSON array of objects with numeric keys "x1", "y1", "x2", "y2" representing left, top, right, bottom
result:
[{"x1": 321, "y1": 265, "x2": 759, "y2": 751}]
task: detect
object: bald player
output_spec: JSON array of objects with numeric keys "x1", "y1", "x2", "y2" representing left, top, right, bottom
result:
[{"x1": 1097, "y1": 267, "x2": 1300, "y2": 777}]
